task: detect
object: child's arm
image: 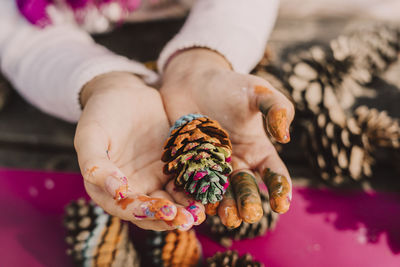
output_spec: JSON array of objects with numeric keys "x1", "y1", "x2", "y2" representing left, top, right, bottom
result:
[
  {"x1": 159, "y1": 0, "x2": 294, "y2": 226},
  {"x1": 0, "y1": 0, "x2": 156, "y2": 122},
  {"x1": 158, "y1": 0, "x2": 279, "y2": 74},
  {"x1": 1, "y1": 1, "x2": 202, "y2": 231}
]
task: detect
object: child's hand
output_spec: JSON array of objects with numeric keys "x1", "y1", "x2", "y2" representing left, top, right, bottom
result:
[
  {"x1": 74, "y1": 72, "x2": 205, "y2": 231},
  {"x1": 160, "y1": 49, "x2": 295, "y2": 227}
]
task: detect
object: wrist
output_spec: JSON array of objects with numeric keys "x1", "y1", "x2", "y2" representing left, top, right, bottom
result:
[
  {"x1": 163, "y1": 48, "x2": 232, "y2": 83},
  {"x1": 80, "y1": 72, "x2": 145, "y2": 108}
]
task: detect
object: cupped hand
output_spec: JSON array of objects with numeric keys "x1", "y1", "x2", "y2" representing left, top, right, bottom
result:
[
  {"x1": 160, "y1": 49, "x2": 295, "y2": 228},
  {"x1": 74, "y1": 72, "x2": 205, "y2": 231}
]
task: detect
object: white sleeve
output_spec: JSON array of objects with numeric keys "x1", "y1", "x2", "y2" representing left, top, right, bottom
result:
[
  {"x1": 158, "y1": 0, "x2": 279, "y2": 74},
  {"x1": 0, "y1": 1, "x2": 157, "y2": 123}
]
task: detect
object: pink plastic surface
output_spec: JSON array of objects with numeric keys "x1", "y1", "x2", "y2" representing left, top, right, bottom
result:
[{"x1": 0, "y1": 168, "x2": 399, "y2": 267}]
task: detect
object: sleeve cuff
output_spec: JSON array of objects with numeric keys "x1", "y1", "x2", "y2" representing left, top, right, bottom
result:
[{"x1": 157, "y1": 0, "x2": 279, "y2": 74}]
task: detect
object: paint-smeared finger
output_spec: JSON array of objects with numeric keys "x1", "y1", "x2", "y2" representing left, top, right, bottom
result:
[
  {"x1": 217, "y1": 183, "x2": 242, "y2": 228},
  {"x1": 251, "y1": 83, "x2": 294, "y2": 144},
  {"x1": 262, "y1": 168, "x2": 291, "y2": 214},
  {"x1": 205, "y1": 202, "x2": 220, "y2": 216},
  {"x1": 230, "y1": 171, "x2": 263, "y2": 223},
  {"x1": 115, "y1": 195, "x2": 177, "y2": 221},
  {"x1": 257, "y1": 147, "x2": 292, "y2": 214},
  {"x1": 165, "y1": 180, "x2": 205, "y2": 225},
  {"x1": 165, "y1": 206, "x2": 195, "y2": 231}
]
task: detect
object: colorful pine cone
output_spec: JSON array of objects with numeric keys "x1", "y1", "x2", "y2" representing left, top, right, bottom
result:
[
  {"x1": 206, "y1": 250, "x2": 264, "y2": 267},
  {"x1": 145, "y1": 229, "x2": 202, "y2": 267},
  {"x1": 162, "y1": 114, "x2": 233, "y2": 204},
  {"x1": 64, "y1": 199, "x2": 139, "y2": 267},
  {"x1": 207, "y1": 190, "x2": 278, "y2": 247}
]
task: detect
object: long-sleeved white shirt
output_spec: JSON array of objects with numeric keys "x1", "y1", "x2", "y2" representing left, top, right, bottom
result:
[{"x1": 0, "y1": 0, "x2": 279, "y2": 122}]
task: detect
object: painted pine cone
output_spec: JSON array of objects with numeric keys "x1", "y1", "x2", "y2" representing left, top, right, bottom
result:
[
  {"x1": 162, "y1": 114, "x2": 233, "y2": 204},
  {"x1": 207, "y1": 191, "x2": 278, "y2": 247},
  {"x1": 64, "y1": 199, "x2": 139, "y2": 267},
  {"x1": 145, "y1": 229, "x2": 202, "y2": 267},
  {"x1": 206, "y1": 250, "x2": 263, "y2": 267}
]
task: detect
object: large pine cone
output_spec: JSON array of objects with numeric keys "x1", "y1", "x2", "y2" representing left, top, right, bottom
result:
[
  {"x1": 207, "y1": 191, "x2": 278, "y2": 247},
  {"x1": 145, "y1": 229, "x2": 202, "y2": 267},
  {"x1": 254, "y1": 23, "x2": 400, "y2": 186},
  {"x1": 206, "y1": 250, "x2": 263, "y2": 267},
  {"x1": 303, "y1": 109, "x2": 374, "y2": 185},
  {"x1": 162, "y1": 114, "x2": 233, "y2": 204},
  {"x1": 64, "y1": 199, "x2": 139, "y2": 267}
]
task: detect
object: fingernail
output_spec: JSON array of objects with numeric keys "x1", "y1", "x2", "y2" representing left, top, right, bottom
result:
[
  {"x1": 135, "y1": 196, "x2": 177, "y2": 221},
  {"x1": 105, "y1": 176, "x2": 128, "y2": 200},
  {"x1": 219, "y1": 203, "x2": 242, "y2": 228},
  {"x1": 167, "y1": 207, "x2": 194, "y2": 231},
  {"x1": 185, "y1": 202, "x2": 205, "y2": 225},
  {"x1": 205, "y1": 202, "x2": 220, "y2": 216},
  {"x1": 267, "y1": 108, "x2": 290, "y2": 144}
]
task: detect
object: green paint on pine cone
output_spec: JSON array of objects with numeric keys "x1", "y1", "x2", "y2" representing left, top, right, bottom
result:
[{"x1": 170, "y1": 144, "x2": 232, "y2": 204}]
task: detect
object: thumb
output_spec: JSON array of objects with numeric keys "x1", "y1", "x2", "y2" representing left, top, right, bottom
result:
[{"x1": 74, "y1": 124, "x2": 128, "y2": 200}]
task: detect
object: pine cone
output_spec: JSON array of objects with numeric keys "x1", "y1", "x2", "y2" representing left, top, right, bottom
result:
[
  {"x1": 303, "y1": 109, "x2": 374, "y2": 185},
  {"x1": 145, "y1": 229, "x2": 202, "y2": 267},
  {"x1": 64, "y1": 199, "x2": 139, "y2": 267},
  {"x1": 354, "y1": 105, "x2": 399, "y2": 149},
  {"x1": 253, "y1": 23, "x2": 400, "y2": 186},
  {"x1": 207, "y1": 191, "x2": 278, "y2": 247},
  {"x1": 162, "y1": 114, "x2": 233, "y2": 204},
  {"x1": 206, "y1": 250, "x2": 263, "y2": 267}
]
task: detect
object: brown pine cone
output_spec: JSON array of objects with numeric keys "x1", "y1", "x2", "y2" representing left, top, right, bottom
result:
[
  {"x1": 206, "y1": 250, "x2": 264, "y2": 267},
  {"x1": 146, "y1": 229, "x2": 202, "y2": 267},
  {"x1": 207, "y1": 191, "x2": 278, "y2": 247},
  {"x1": 64, "y1": 199, "x2": 139, "y2": 267},
  {"x1": 303, "y1": 109, "x2": 374, "y2": 185},
  {"x1": 162, "y1": 114, "x2": 233, "y2": 204},
  {"x1": 354, "y1": 105, "x2": 399, "y2": 149}
]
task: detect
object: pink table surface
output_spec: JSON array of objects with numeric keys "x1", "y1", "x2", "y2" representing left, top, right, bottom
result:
[{"x1": 0, "y1": 168, "x2": 400, "y2": 267}]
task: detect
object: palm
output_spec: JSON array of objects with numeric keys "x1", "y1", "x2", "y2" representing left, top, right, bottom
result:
[
  {"x1": 76, "y1": 85, "x2": 172, "y2": 220},
  {"x1": 161, "y1": 69, "x2": 276, "y2": 174}
]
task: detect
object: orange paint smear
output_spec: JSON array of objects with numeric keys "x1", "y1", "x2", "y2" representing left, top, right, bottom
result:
[
  {"x1": 218, "y1": 200, "x2": 242, "y2": 228},
  {"x1": 268, "y1": 108, "x2": 290, "y2": 143},
  {"x1": 240, "y1": 203, "x2": 263, "y2": 223},
  {"x1": 86, "y1": 166, "x2": 99, "y2": 176},
  {"x1": 137, "y1": 196, "x2": 176, "y2": 220},
  {"x1": 117, "y1": 197, "x2": 134, "y2": 210},
  {"x1": 263, "y1": 169, "x2": 291, "y2": 214},
  {"x1": 254, "y1": 85, "x2": 273, "y2": 95},
  {"x1": 205, "y1": 202, "x2": 220, "y2": 216}
]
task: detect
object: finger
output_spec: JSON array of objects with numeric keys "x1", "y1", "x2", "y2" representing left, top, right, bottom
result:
[
  {"x1": 75, "y1": 125, "x2": 129, "y2": 200},
  {"x1": 165, "y1": 206, "x2": 195, "y2": 231},
  {"x1": 230, "y1": 170, "x2": 263, "y2": 223},
  {"x1": 205, "y1": 202, "x2": 220, "y2": 216},
  {"x1": 249, "y1": 79, "x2": 295, "y2": 143},
  {"x1": 217, "y1": 183, "x2": 242, "y2": 228},
  {"x1": 166, "y1": 180, "x2": 206, "y2": 225},
  {"x1": 257, "y1": 150, "x2": 292, "y2": 214}
]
